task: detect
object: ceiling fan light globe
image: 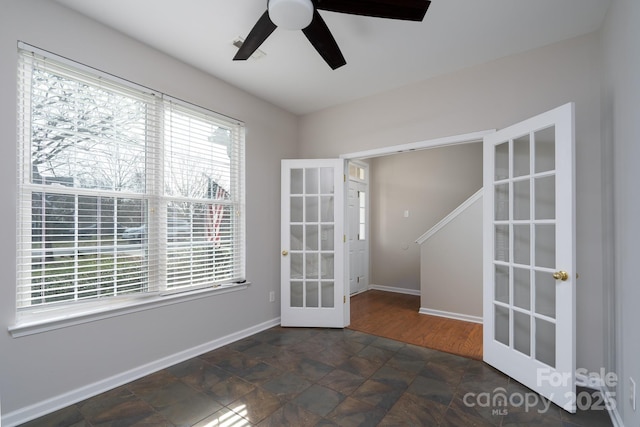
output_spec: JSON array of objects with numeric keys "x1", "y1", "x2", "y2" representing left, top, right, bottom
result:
[{"x1": 268, "y1": 0, "x2": 314, "y2": 30}]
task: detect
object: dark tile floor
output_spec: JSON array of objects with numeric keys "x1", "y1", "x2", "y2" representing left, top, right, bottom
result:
[{"x1": 21, "y1": 327, "x2": 613, "y2": 426}]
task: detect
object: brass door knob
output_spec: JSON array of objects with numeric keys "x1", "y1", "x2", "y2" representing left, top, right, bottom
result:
[
  {"x1": 552, "y1": 270, "x2": 569, "y2": 281},
  {"x1": 282, "y1": 250, "x2": 288, "y2": 256}
]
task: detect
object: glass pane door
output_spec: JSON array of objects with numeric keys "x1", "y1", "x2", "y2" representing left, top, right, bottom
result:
[
  {"x1": 483, "y1": 103, "x2": 575, "y2": 413},
  {"x1": 281, "y1": 159, "x2": 345, "y2": 327},
  {"x1": 492, "y1": 126, "x2": 558, "y2": 366},
  {"x1": 290, "y1": 166, "x2": 336, "y2": 309}
]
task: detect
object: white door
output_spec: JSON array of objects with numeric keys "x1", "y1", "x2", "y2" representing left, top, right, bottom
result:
[
  {"x1": 483, "y1": 103, "x2": 576, "y2": 412},
  {"x1": 348, "y1": 165, "x2": 368, "y2": 295},
  {"x1": 348, "y1": 183, "x2": 367, "y2": 295},
  {"x1": 281, "y1": 159, "x2": 347, "y2": 327}
]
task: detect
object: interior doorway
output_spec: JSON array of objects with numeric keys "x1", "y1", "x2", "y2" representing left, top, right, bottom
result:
[{"x1": 341, "y1": 131, "x2": 491, "y2": 349}]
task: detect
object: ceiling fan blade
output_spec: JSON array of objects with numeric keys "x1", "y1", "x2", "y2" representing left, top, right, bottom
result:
[
  {"x1": 315, "y1": 0, "x2": 431, "y2": 21},
  {"x1": 233, "y1": 11, "x2": 277, "y2": 60},
  {"x1": 302, "y1": 10, "x2": 346, "y2": 70}
]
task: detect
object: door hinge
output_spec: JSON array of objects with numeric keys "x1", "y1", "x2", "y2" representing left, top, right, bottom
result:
[
  {"x1": 344, "y1": 174, "x2": 346, "y2": 182},
  {"x1": 357, "y1": 277, "x2": 360, "y2": 283},
  {"x1": 343, "y1": 234, "x2": 346, "y2": 242},
  {"x1": 343, "y1": 295, "x2": 346, "y2": 304}
]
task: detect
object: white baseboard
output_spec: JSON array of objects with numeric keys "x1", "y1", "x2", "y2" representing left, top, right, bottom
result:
[
  {"x1": 575, "y1": 372, "x2": 624, "y2": 427},
  {"x1": 368, "y1": 284, "x2": 421, "y2": 296},
  {"x1": 366, "y1": 287, "x2": 481, "y2": 324},
  {"x1": 418, "y1": 307, "x2": 483, "y2": 324},
  {"x1": 2, "y1": 317, "x2": 281, "y2": 427}
]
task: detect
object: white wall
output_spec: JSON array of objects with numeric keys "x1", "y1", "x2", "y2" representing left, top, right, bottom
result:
[
  {"x1": 601, "y1": 0, "x2": 640, "y2": 425},
  {"x1": 419, "y1": 195, "x2": 483, "y2": 320},
  {"x1": 0, "y1": 1, "x2": 297, "y2": 423},
  {"x1": 300, "y1": 32, "x2": 607, "y2": 374},
  {"x1": 369, "y1": 144, "x2": 482, "y2": 292}
]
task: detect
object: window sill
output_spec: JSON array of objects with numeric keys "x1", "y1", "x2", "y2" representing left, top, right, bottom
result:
[{"x1": 8, "y1": 282, "x2": 250, "y2": 338}]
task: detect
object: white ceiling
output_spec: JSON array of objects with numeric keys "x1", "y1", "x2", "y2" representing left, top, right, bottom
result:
[{"x1": 54, "y1": 0, "x2": 611, "y2": 115}]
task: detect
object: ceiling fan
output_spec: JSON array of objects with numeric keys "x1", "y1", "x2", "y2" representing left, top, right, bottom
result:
[{"x1": 233, "y1": 0, "x2": 431, "y2": 70}]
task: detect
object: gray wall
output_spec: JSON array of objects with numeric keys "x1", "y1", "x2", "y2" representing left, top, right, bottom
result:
[
  {"x1": 601, "y1": 0, "x2": 640, "y2": 425},
  {"x1": 0, "y1": 0, "x2": 297, "y2": 421},
  {"x1": 300, "y1": 32, "x2": 606, "y2": 374},
  {"x1": 419, "y1": 195, "x2": 483, "y2": 320},
  {"x1": 369, "y1": 144, "x2": 482, "y2": 292}
]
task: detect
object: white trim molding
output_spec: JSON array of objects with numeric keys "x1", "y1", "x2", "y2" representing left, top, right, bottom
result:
[
  {"x1": 340, "y1": 130, "x2": 495, "y2": 160},
  {"x1": 10, "y1": 283, "x2": 250, "y2": 338},
  {"x1": 368, "y1": 284, "x2": 421, "y2": 296},
  {"x1": 416, "y1": 189, "x2": 483, "y2": 245},
  {"x1": 2, "y1": 317, "x2": 280, "y2": 427},
  {"x1": 419, "y1": 307, "x2": 483, "y2": 324}
]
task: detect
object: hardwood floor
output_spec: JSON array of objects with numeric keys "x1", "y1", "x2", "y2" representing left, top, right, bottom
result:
[{"x1": 348, "y1": 290, "x2": 483, "y2": 360}]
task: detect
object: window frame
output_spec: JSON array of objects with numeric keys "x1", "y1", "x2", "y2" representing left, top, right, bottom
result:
[{"x1": 12, "y1": 43, "x2": 248, "y2": 335}]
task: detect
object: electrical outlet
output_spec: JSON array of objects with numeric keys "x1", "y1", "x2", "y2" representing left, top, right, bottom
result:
[
  {"x1": 269, "y1": 291, "x2": 275, "y2": 303},
  {"x1": 630, "y1": 377, "x2": 637, "y2": 411}
]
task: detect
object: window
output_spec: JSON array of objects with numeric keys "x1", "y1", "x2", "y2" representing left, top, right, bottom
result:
[
  {"x1": 348, "y1": 162, "x2": 367, "y2": 240},
  {"x1": 348, "y1": 163, "x2": 366, "y2": 181},
  {"x1": 358, "y1": 191, "x2": 366, "y2": 241},
  {"x1": 16, "y1": 45, "x2": 245, "y2": 318}
]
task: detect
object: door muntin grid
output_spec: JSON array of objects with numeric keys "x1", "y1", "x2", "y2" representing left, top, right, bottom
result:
[
  {"x1": 492, "y1": 126, "x2": 557, "y2": 367},
  {"x1": 289, "y1": 167, "x2": 335, "y2": 309}
]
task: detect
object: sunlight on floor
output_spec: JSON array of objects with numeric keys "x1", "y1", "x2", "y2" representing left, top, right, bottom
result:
[{"x1": 201, "y1": 404, "x2": 249, "y2": 426}]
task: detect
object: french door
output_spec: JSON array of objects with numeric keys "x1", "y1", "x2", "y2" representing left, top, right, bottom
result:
[
  {"x1": 279, "y1": 105, "x2": 576, "y2": 412},
  {"x1": 280, "y1": 159, "x2": 347, "y2": 327},
  {"x1": 483, "y1": 103, "x2": 576, "y2": 412}
]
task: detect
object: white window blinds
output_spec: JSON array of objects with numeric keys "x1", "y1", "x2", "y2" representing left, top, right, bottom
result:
[{"x1": 16, "y1": 44, "x2": 245, "y2": 312}]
